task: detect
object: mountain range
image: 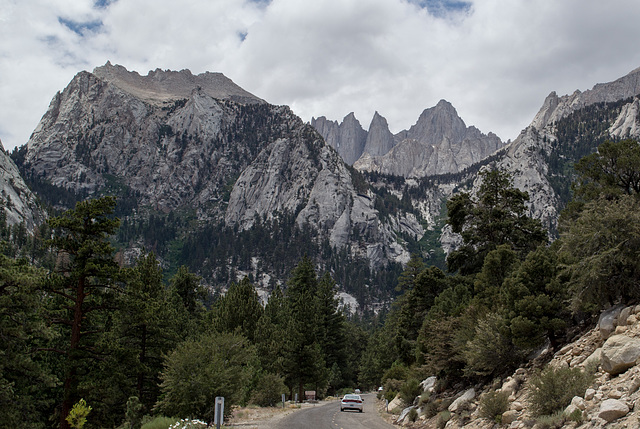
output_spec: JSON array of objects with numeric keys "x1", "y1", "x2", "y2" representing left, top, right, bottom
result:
[{"x1": 6, "y1": 62, "x2": 640, "y2": 309}]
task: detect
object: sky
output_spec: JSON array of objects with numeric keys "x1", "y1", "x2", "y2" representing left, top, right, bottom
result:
[{"x1": 2, "y1": 0, "x2": 640, "y2": 152}]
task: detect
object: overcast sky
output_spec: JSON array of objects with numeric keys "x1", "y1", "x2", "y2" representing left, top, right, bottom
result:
[{"x1": 2, "y1": 0, "x2": 640, "y2": 152}]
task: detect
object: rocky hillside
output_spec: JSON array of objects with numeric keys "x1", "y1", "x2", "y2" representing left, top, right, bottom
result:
[
  {"x1": 388, "y1": 304, "x2": 640, "y2": 428},
  {"x1": 494, "y1": 67, "x2": 640, "y2": 231},
  {"x1": 12, "y1": 62, "x2": 428, "y2": 304}
]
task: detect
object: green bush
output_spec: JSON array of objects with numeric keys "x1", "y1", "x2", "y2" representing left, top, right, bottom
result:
[
  {"x1": 478, "y1": 390, "x2": 509, "y2": 423},
  {"x1": 534, "y1": 410, "x2": 566, "y2": 429},
  {"x1": 249, "y1": 373, "x2": 287, "y2": 407},
  {"x1": 399, "y1": 378, "x2": 422, "y2": 406},
  {"x1": 418, "y1": 391, "x2": 430, "y2": 407},
  {"x1": 383, "y1": 378, "x2": 403, "y2": 402},
  {"x1": 407, "y1": 407, "x2": 418, "y2": 422},
  {"x1": 66, "y1": 399, "x2": 92, "y2": 429},
  {"x1": 436, "y1": 410, "x2": 451, "y2": 429},
  {"x1": 529, "y1": 366, "x2": 594, "y2": 416},
  {"x1": 140, "y1": 416, "x2": 179, "y2": 429}
]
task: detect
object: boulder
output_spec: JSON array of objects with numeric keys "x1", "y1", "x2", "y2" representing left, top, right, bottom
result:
[
  {"x1": 598, "y1": 305, "x2": 624, "y2": 340},
  {"x1": 501, "y1": 410, "x2": 518, "y2": 425},
  {"x1": 501, "y1": 378, "x2": 520, "y2": 396},
  {"x1": 564, "y1": 404, "x2": 581, "y2": 419},
  {"x1": 397, "y1": 406, "x2": 414, "y2": 423},
  {"x1": 571, "y1": 396, "x2": 586, "y2": 410},
  {"x1": 388, "y1": 394, "x2": 404, "y2": 412},
  {"x1": 598, "y1": 399, "x2": 629, "y2": 422},
  {"x1": 421, "y1": 376, "x2": 437, "y2": 393},
  {"x1": 448, "y1": 388, "x2": 475, "y2": 412},
  {"x1": 585, "y1": 388, "x2": 596, "y2": 401},
  {"x1": 581, "y1": 348, "x2": 602, "y2": 369},
  {"x1": 619, "y1": 306, "x2": 633, "y2": 326},
  {"x1": 601, "y1": 334, "x2": 640, "y2": 375}
]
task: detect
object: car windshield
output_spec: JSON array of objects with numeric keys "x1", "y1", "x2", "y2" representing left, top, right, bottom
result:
[{"x1": 343, "y1": 395, "x2": 360, "y2": 400}]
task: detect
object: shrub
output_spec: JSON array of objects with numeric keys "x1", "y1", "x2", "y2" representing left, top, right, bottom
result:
[
  {"x1": 66, "y1": 399, "x2": 92, "y2": 429},
  {"x1": 436, "y1": 410, "x2": 451, "y2": 429},
  {"x1": 383, "y1": 378, "x2": 403, "y2": 402},
  {"x1": 418, "y1": 391, "x2": 430, "y2": 407},
  {"x1": 250, "y1": 373, "x2": 287, "y2": 407},
  {"x1": 566, "y1": 407, "x2": 584, "y2": 424},
  {"x1": 528, "y1": 366, "x2": 594, "y2": 416},
  {"x1": 534, "y1": 410, "x2": 566, "y2": 429},
  {"x1": 140, "y1": 416, "x2": 179, "y2": 429},
  {"x1": 399, "y1": 378, "x2": 422, "y2": 406},
  {"x1": 424, "y1": 400, "x2": 440, "y2": 419},
  {"x1": 408, "y1": 407, "x2": 418, "y2": 422},
  {"x1": 478, "y1": 390, "x2": 509, "y2": 423}
]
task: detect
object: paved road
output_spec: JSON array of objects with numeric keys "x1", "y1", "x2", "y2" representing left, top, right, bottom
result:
[{"x1": 276, "y1": 394, "x2": 395, "y2": 429}]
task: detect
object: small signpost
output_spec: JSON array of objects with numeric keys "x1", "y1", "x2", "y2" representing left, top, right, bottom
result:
[
  {"x1": 214, "y1": 396, "x2": 224, "y2": 429},
  {"x1": 282, "y1": 393, "x2": 286, "y2": 409}
]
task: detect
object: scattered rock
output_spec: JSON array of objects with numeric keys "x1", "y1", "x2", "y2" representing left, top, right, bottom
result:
[
  {"x1": 501, "y1": 378, "x2": 519, "y2": 396},
  {"x1": 585, "y1": 388, "x2": 596, "y2": 401},
  {"x1": 598, "y1": 398, "x2": 630, "y2": 422},
  {"x1": 501, "y1": 410, "x2": 518, "y2": 425},
  {"x1": 571, "y1": 396, "x2": 586, "y2": 410},
  {"x1": 609, "y1": 389, "x2": 623, "y2": 399}
]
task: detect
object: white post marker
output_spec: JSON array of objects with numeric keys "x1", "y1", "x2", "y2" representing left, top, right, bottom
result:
[
  {"x1": 282, "y1": 393, "x2": 286, "y2": 409},
  {"x1": 214, "y1": 396, "x2": 224, "y2": 429}
]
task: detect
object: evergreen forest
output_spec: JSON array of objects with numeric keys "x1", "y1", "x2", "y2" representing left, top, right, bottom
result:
[{"x1": 3, "y1": 137, "x2": 640, "y2": 428}]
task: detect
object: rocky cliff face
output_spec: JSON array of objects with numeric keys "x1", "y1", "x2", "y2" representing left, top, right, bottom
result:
[
  {"x1": 310, "y1": 113, "x2": 367, "y2": 165},
  {"x1": 486, "y1": 67, "x2": 640, "y2": 234},
  {"x1": 313, "y1": 100, "x2": 504, "y2": 178},
  {"x1": 363, "y1": 111, "x2": 396, "y2": 157},
  {"x1": 18, "y1": 62, "x2": 424, "y2": 275},
  {"x1": 0, "y1": 139, "x2": 42, "y2": 231}
]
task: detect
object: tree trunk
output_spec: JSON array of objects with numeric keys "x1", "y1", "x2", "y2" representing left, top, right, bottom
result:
[{"x1": 60, "y1": 276, "x2": 86, "y2": 429}]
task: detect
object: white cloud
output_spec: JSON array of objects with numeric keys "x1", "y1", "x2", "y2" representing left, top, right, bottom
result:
[{"x1": 1, "y1": 0, "x2": 640, "y2": 151}]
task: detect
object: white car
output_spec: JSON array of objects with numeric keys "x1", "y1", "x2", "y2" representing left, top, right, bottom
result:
[{"x1": 340, "y1": 394, "x2": 364, "y2": 412}]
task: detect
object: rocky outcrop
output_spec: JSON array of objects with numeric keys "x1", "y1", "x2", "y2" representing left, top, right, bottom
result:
[
  {"x1": 0, "y1": 139, "x2": 43, "y2": 231},
  {"x1": 354, "y1": 100, "x2": 504, "y2": 178},
  {"x1": 313, "y1": 100, "x2": 504, "y2": 178},
  {"x1": 363, "y1": 112, "x2": 396, "y2": 157},
  {"x1": 531, "y1": 67, "x2": 640, "y2": 131},
  {"x1": 609, "y1": 97, "x2": 640, "y2": 138},
  {"x1": 311, "y1": 113, "x2": 367, "y2": 165},
  {"x1": 226, "y1": 134, "x2": 423, "y2": 266},
  {"x1": 92, "y1": 61, "x2": 264, "y2": 105}
]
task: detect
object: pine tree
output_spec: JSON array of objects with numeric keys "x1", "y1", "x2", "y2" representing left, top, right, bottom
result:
[
  {"x1": 0, "y1": 250, "x2": 51, "y2": 427},
  {"x1": 211, "y1": 276, "x2": 263, "y2": 342},
  {"x1": 45, "y1": 196, "x2": 121, "y2": 429},
  {"x1": 283, "y1": 256, "x2": 325, "y2": 400},
  {"x1": 106, "y1": 252, "x2": 182, "y2": 413}
]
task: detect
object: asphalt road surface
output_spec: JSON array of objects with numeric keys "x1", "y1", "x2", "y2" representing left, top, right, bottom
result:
[{"x1": 275, "y1": 394, "x2": 396, "y2": 429}]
